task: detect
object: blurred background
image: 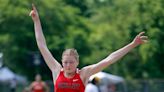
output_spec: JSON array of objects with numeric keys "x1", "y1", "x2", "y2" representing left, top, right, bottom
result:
[{"x1": 0, "y1": 0, "x2": 164, "y2": 92}]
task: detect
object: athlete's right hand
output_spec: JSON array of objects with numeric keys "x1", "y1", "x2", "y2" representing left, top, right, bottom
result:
[{"x1": 29, "y1": 4, "x2": 39, "y2": 22}]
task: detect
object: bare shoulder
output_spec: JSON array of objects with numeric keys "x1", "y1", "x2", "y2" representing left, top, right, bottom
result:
[
  {"x1": 79, "y1": 67, "x2": 92, "y2": 86},
  {"x1": 52, "y1": 69, "x2": 62, "y2": 84},
  {"x1": 79, "y1": 67, "x2": 88, "y2": 75},
  {"x1": 80, "y1": 65, "x2": 94, "y2": 77}
]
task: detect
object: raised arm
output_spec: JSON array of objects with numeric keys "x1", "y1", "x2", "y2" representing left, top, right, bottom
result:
[
  {"x1": 82, "y1": 32, "x2": 148, "y2": 77},
  {"x1": 29, "y1": 4, "x2": 62, "y2": 73}
]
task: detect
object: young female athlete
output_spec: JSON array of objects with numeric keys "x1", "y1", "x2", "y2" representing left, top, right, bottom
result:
[{"x1": 29, "y1": 4, "x2": 148, "y2": 92}]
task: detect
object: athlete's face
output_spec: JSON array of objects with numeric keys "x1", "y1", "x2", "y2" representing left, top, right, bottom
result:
[{"x1": 62, "y1": 55, "x2": 79, "y2": 73}]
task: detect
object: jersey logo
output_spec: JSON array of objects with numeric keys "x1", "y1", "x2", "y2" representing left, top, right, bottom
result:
[{"x1": 73, "y1": 79, "x2": 79, "y2": 82}]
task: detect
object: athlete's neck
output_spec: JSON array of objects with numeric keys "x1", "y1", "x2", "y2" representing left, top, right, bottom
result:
[{"x1": 64, "y1": 72, "x2": 76, "y2": 78}]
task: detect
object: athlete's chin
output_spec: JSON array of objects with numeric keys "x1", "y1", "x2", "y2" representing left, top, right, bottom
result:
[{"x1": 64, "y1": 69, "x2": 74, "y2": 73}]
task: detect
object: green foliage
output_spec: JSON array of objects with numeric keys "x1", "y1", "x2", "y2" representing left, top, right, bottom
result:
[{"x1": 0, "y1": 0, "x2": 163, "y2": 80}]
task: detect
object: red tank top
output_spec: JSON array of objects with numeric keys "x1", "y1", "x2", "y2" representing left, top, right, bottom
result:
[
  {"x1": 32, "y1": 82, "x2": 44, "y2": 92},
  {"x1": 55, "y1": 69, "x2": 85, "y2": 92}
]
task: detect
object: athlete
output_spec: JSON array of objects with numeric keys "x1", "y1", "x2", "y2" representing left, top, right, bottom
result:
[{"x1": 29, "y1": 4, "x2": 148, "y2": 92}]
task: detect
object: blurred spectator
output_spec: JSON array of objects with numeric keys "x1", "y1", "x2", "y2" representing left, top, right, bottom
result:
[
  {"x1": 85, "y1": 77, "x2": 100, "y2": 92},
  {"x1": 29, "y1": 74, "x2": 49, "y2": 92},
  {"x1": 10, "y1": 77, "x2": 17, "y2": 92}
]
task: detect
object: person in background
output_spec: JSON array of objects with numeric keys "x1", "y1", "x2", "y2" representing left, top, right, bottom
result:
[
  {"x1": 10, "y1": 77, "x2": 17, "y2": 92},
  {"x1": 29, "y1": 74, "x2": 49, "y2": 92}
]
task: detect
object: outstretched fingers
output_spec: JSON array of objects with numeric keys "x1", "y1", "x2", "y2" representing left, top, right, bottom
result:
[
  {"x1": 140, "y1": 36, "x2": 148, "y2": 43},
  {"x1": 140, "y1": 36, "x2": 148, "y2": 40},
  {"x1": 29, "y1": 3, "x2": 38, "y2": 17},
  {"x1": 32, "y1": 3, "x2": 37, "y2": 11},
  {"x1": 138, "y1": 32, "x2": 145, "y2": 37},
  {"x1": 29, "y1": 3, "x2": 40, "y2": 21},
  {"x1": 133, "y1": 31, "x2": 148, "y2": 44}
]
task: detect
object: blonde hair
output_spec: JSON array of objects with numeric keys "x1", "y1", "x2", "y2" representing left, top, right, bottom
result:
[{"x1": 62, "y1": 48, "x2": 79, "y2": 62}]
